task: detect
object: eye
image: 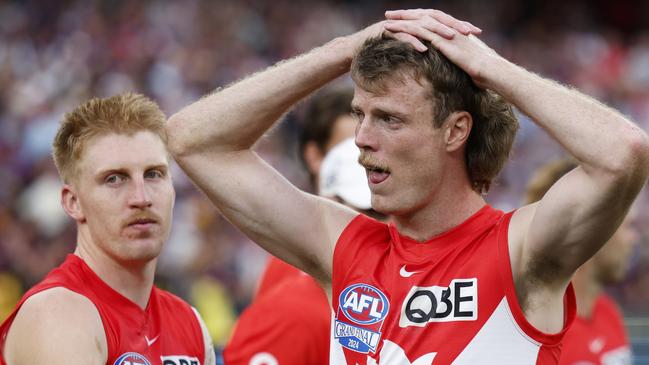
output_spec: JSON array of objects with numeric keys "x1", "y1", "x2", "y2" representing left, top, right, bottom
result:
[
  {"x1": 105, "y1": 174, "x2": 126, "y2": 184},
  {"x1": 145, "y1": 169, "x2": 164, "y2": 180},
  {"x1": 380, "y1": 114, "x2": 400, "y2": 125},
  {"x1": 350, "y1": 109, "x2": 364, "y2": 122}
]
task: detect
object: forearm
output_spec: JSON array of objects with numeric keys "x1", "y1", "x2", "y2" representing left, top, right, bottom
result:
[
  {"x1": 488, "y1": 60, "x2": 649, "y2": 181},
  {"x1": 167, "y1": 36, "x2": 358, "y2": 156}
]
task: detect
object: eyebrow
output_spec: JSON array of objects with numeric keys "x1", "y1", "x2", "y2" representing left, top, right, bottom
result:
[{"x1": 95, "y1": 163, "x2": 169, "y2": 178}]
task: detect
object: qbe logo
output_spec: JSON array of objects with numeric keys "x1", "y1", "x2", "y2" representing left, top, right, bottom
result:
[
  {"x1": 335, "y1": 283, "x2": 390, "y2": 354},
  {"x1": 161, "y1": 355, "x2": 200, "y2": 365},
  {"x1": 399, "y1": 278, "x2": 478, "y2": 328},
  {"x1": 114, "y1": 352, "x2": 151, "y2": 365}
]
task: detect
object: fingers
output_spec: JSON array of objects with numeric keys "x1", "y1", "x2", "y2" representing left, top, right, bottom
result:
[
  {"x1": 463, "y1": 21, "x2": 482, "y2": 34},
  {"x1": 384, "y1": 30, "x2": 428, "y2": 52},
  {"x1": 385, "y1": 9, "x2": 482, "y2": 35},
  {"x1": 384, "y1": 20, "x2": 450, "y2": 45},
  {"x1": 385, "y1": 19, "x2": 455, "y2": 40}
]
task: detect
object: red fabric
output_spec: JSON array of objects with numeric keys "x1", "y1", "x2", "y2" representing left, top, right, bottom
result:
[
  {"x1": 0, "y1": 254, "x2": 205, "y2": 365},
  {"x1": 559, "y1": 294, "x2": 631, "y2": 365},
  {"x1": 223, "y1": 257, "x2": 330, "y2": 365},
  {"x1": 331, "y1": 205, "x2": 576, "y2": 365},
  {"x1": 255, "y1": 257, "x2": 303, "y2": 299}
]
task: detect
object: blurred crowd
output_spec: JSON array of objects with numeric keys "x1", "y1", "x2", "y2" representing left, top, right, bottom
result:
[{"x1": 0, "y1": 0, "x2": 648, "y2": 347}]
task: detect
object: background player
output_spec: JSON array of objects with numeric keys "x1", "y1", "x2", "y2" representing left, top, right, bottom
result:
[
  {"x1": 526, "y1": 159, "x2": 637, "y2": 365},
  {"x1": 166, "y1": 8, "x2": 649, "y2": 364},
  {"x1": 0, "y1": 93, "x2": 215, "y2": 365}
]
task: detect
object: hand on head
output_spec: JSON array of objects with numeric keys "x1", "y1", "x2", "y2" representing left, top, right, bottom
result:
[
  {"x1": 383, "y1": 9, "x2": 481, "y2": 51},
  {"x1": 380, "y1": 8, "x2": 499, "y2": 89}
]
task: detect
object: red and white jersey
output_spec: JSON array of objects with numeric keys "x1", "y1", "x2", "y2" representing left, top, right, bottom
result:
[
  {"x1": 0, "y1": 254, "x2": 206, "y2": 365},
  {"x1": 224, "y1": 257, "x2": 331, "y2": 365},
  {"x1": 559, "y1": 294, "x2": 631, "y2": 365},
  {"x1": 331, "y1": 205, "x2": 576, "y2": 365}
]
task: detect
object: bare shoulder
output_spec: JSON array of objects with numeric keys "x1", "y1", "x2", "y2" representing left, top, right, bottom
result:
[
  {"x1": 507, "y1": 203, "x2": 537, "y2": 269},
  {"x1": 4, "y1": 287, "x2": 107, "y2": 365}
]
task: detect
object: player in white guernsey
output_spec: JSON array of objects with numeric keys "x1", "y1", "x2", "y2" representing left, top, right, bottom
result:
[{"x1": 167, "y1": 9, "x2": 649, "y2": 365}]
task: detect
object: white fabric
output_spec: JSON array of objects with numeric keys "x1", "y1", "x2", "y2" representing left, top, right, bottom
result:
[{"x1": 319, "y1": 138, "x2": 371, "y2": 210}]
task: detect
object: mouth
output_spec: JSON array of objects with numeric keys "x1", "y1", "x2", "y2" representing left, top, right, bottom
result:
[
  {"x1": 364, "y1": 165, "x2": 390, "y2": 185},
  {"x1": 359, "y1": 152, "x2": 390, "y2": 185},
  {"x1": 126, "y1": 218, "x2": 158, "y2": 230}
]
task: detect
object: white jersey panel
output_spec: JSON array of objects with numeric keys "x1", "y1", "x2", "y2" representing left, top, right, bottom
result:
[{"x1": 451, "y1": 298, "x2": 540, "y2": 364}]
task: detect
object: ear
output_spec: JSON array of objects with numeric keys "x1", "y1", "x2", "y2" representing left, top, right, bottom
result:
[
  {"x1": 445, "y1": 111, "x2": 473, "y2": 152},
  {"x1": 61, "y1": 184, "x2": 85, "y2": 223},
  {"x1": 303, "y1": 141, "x2": 325, "y2": 177}
]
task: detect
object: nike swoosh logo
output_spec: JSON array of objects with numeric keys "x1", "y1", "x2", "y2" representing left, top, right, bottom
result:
[
  {"x1": 145, "y1": 335, "x2": 159, "y2": 347},
  {"x1": 400, "y1": 265, "x2": 420, "y2": 278}
]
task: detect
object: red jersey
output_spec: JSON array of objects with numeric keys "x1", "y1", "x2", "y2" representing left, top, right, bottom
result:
[
  {"x1": 255, "y1": 257, "x2": 304, "y2": 299},
  {"x1": 559, "y1": 294, "x2": 631, "y2": 365},
  {"x1": 0, "y1": 254, "x2": 206, "y2": 365},
  {"x1": 223, "y1": 257, "x2": 330, "y2": 365},
  {"x1": 331, "y1": 205, "x2": 576, "y2": 365}
]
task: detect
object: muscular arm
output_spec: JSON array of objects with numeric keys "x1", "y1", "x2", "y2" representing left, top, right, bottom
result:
[
  {"x1": 166, "y1": 34, "x2": 365, "y2": 285},
  {"x1": 492, "y1": 66, "x2": 649, "y2": 282},
  {"x1": 3, "y1": 288, "x2": 107, "y2": 365}
]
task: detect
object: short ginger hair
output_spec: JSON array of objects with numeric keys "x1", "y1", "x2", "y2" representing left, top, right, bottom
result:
[{"x1": 52, "y1": 92, "x2": 167, "y2": 183}]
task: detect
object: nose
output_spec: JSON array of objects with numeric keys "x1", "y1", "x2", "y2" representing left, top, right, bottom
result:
[
  {"x1": 355, "y1": 117, "x2": 377, "y2": 152},
  {"x1": 128, "y1": 177, "x2": 152, "y2": 209}
]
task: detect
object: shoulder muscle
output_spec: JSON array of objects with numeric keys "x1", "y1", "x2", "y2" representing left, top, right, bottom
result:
[{"x1": 4, "y1": 287, "x2": 107, "y2": 365}]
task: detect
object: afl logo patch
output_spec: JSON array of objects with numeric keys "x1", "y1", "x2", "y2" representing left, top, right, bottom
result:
[
  {"x1": 335, "y1": 283, "x2": 390, "y2": 354},
  {"x1": 339, "y1": 283, "x2": 389, "y2": 324},
  {"x1": 114, "y1": 352, "x2": 151, "y2": 365}
]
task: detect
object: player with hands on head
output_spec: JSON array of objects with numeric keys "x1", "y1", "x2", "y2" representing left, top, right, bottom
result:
[{"x1": 167, "y1": 8, "x2": 649, "y2": 365}]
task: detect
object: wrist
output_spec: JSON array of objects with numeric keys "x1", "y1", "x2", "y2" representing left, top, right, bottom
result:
[{"x1": 480, "y1": 56, "x2": 520, "y2": 97}]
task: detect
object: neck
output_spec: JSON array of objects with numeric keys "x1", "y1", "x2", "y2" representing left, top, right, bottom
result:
[
  {"x1": 394, "y1": 177, "x2": 486, "y2": 242},
  {"x1": 74, "y1": 229, "x2": 156, "y2": 310},
  {"x1": 572, "y1": 262, "x2": 602, "y2": 319}
]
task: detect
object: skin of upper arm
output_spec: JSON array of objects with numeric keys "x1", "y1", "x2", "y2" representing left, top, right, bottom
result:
[
  {"x1": 3, "y1": 287, "x2": 107, "y2": 365},
  {"x1": 510, "y1": 166, "x2": 636, "y2": 288},
  {"x1": 176, "y1": 149, "x2": 358, "y2": 285}
]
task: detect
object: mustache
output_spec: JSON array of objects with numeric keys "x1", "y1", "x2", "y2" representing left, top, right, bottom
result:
[
  {"x1": 358, "y1": 151, "x2": 390, "y2": 172},
  {"x1": 124, "y1": 211, "x2": 161, "y2": 227}
]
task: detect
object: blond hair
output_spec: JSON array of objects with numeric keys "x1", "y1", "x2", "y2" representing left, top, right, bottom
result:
[{"x1": 52, "y1": 92, "x2": 167, "y2": 183}]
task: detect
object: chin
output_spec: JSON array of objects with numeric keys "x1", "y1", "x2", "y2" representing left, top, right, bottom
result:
[
  {"x1": 370, "y1": 196, "x2": 395, "y2": 215},
  {"x1": 119, "y1": 240, "x2": 163, "y2": 263}
]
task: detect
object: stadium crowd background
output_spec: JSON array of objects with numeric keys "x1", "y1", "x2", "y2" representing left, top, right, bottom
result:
[{"x1": 0, "y1": 0, "x2": 647, "y2": 359}]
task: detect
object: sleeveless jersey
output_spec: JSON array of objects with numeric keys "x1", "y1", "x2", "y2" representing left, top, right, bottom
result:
[
  {"x1": 330, "y1": 205, "x2": 576, "y2": 365},
  {"x1": 0, "y1": 254, "x2": 205, "y2": 365},
  {"x1": 224, "y1": 257, "x2": 330, "y2": 365},
  {"x1": 559, "y1": 294, "x2": 631, "y2": 365}
]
